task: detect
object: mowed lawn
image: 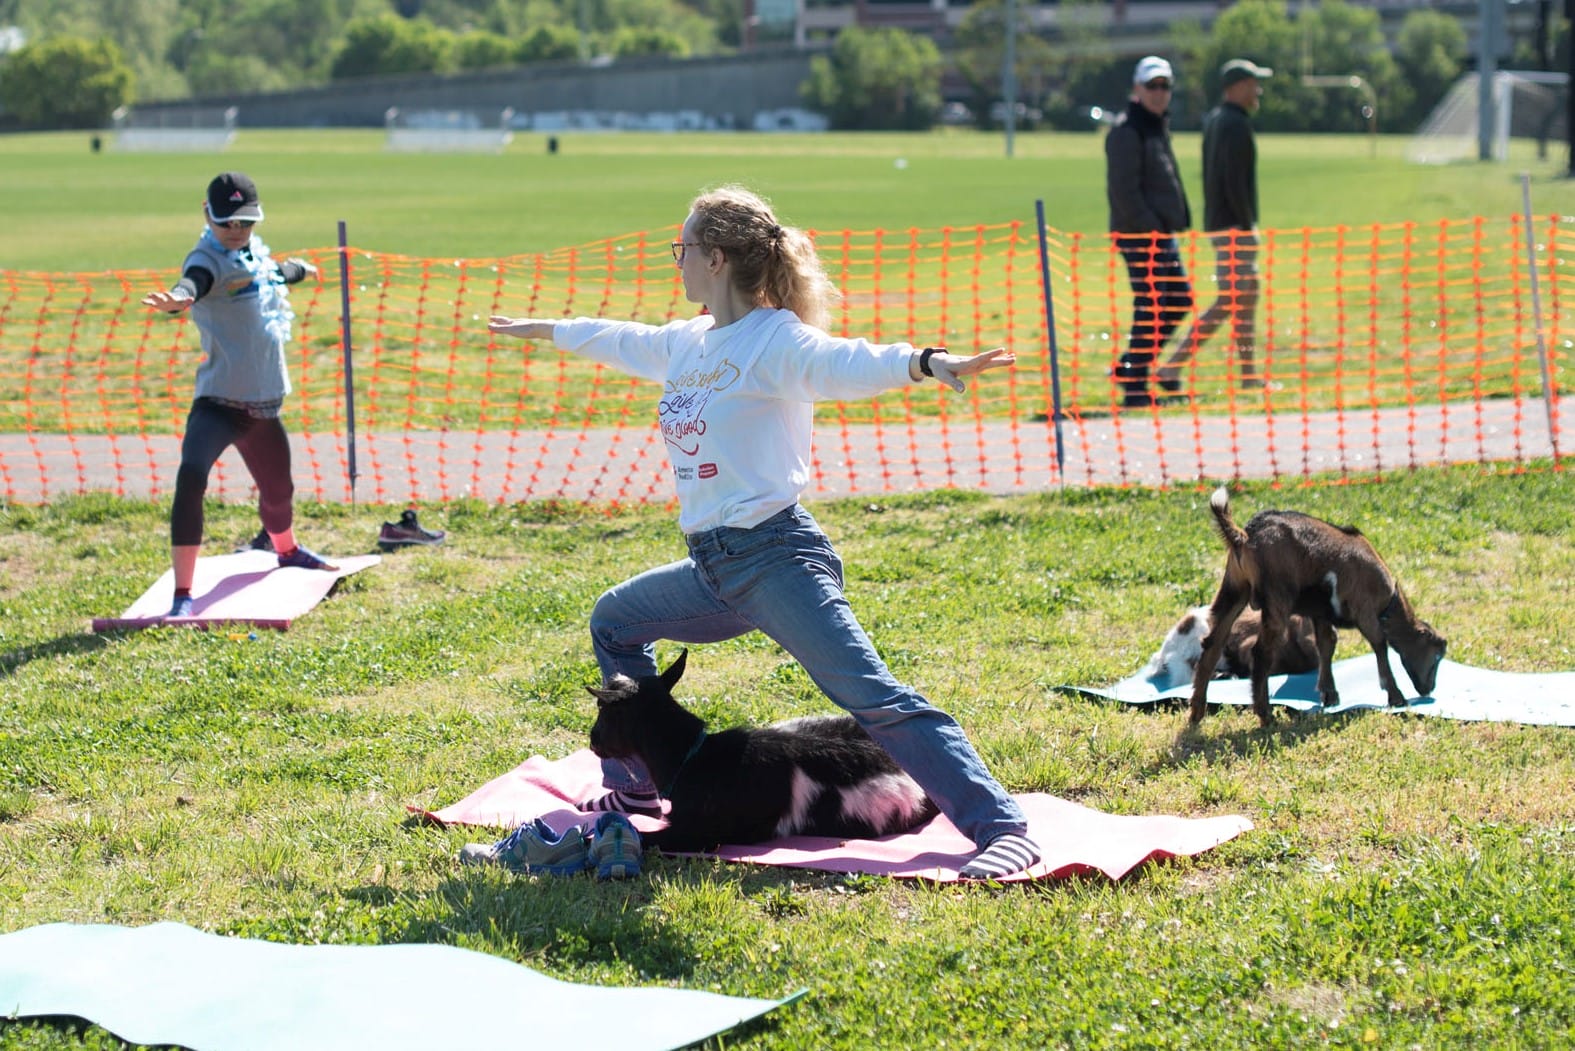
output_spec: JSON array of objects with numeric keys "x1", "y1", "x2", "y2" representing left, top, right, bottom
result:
[
  {"x1": 2, "y1": 470, "x2": 1573, "y2": 1049},
  {"x1": 1, "y1": 129, "x2": 1574, "y2": 1049},
  {"x1": 3, "y1": 129, "x2": 1575, "y2": 270}
]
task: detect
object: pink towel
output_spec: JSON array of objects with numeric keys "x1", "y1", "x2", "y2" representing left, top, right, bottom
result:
[{"x1": 411, "y1": 750, "x2": 1253, "y2": 883}]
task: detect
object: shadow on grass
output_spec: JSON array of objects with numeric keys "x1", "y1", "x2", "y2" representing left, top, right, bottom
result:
[
  {"x1": 1, "y1": 631, "x2": 109, "y2": 677},
  {"x1": 1163, "y1": 701, "x2": 1375, "y2": 768}
]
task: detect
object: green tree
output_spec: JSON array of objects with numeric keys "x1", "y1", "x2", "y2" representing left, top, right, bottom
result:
[
  {"x1": 606, "y1": 25, "x2": 689, "y2": 58},
  {"x1": 0, "y1": 34, "x2": 133, "y2": 128},
  {"x1": 453, "y1": 29, "x2": 517, "y2": 69},
  {"x1": 802, "y1": 26, "x2": 942, "y2": 131},
  {"x1": 1171, "y1": 0, "x2": 1398, "y2": 133},
  {"x1": 185, "y1": 51, "x2": 293, "y2": 96},
  {"x1": 1393, "y1": 9, "x2": 1468, "y2": 131},
  {"x1": 515, "y1": 22, "x2": 580, "y2": 63},
  {"x1": 953, "y1": 0, "x2": 1055, "y2": 129},
  {"x1": 331, "y1": 14, "x2": 456, "y2": 80}
]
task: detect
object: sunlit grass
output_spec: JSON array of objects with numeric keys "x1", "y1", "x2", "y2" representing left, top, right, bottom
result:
[{"x1": 1, "y1": 466, "x2": 1573, "y2": 1047}]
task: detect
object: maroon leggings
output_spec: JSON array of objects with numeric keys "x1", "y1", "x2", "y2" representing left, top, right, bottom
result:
[{"x1": 170, "y1": 398, "x2": 294, "y2": 546}]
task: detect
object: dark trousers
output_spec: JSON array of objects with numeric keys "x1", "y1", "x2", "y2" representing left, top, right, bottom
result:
[
  {"x1": 170, "y1": 398, "x2": 294, "y2": 546},
  {"x1": 1116, "y1": 237, "x2": 1194, "y2": 398}
]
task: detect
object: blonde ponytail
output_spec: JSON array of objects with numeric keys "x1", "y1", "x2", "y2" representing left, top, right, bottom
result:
[{"x1": 688, "y1": 185, "x2": 838, "y2": 329}]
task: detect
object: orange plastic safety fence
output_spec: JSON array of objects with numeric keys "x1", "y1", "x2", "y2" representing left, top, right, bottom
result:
[{"x1": 0, "y1": 217, "x2": 1565, "y2": 506}]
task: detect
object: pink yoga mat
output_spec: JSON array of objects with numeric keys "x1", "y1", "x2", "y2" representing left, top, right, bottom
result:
[
  {"x1": 92, "y1": 550, "x2": 381, "y2": 632},
  {"x1": 412, "y1": 749, "x2": 1253, "y2": 883}
]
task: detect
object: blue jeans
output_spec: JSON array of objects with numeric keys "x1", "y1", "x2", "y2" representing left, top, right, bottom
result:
[{"x1": 588, "y1": 504, "x2": 1027, "y2": 847}]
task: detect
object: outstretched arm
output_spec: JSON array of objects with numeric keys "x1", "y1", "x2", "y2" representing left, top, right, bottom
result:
[
  {"x1": 142, "y1": 289, "x2": 194, "y2": 313},
  {"x1": 908, "y1": 346, "x2": 1016, "y2": 393},
  {"x1": 487, "y1": 316, "x2": 556, "y2": 341},
  {"x1": 142, "y1": 265, "x2": 215, "y2": 314}
]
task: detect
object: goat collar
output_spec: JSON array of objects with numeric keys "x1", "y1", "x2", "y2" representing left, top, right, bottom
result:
[
  {"x1": 661, "y1": 729, "x2": 709, "y2": 798},
  {"x1": 1378, "y1": 589, "x2": 1402, "y2": 623}
]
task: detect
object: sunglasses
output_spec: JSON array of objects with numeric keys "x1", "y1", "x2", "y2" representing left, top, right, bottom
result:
[
  {"x1": 212, "y1": 218, "x2": 257, "y2": 230},
  {"x1": 670, "y1": 241, "x2": 702, "y2": 263},
  {"x1": 1143, "y1": 79, "x2": 1173, "y2": 91}
]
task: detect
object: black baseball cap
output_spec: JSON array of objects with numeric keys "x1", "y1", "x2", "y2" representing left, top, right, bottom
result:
[{"x1": 206, "y1": 171, "x2": 264, "y2": 223}]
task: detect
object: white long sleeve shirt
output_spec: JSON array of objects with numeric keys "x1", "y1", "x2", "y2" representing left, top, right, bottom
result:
[{"x1": 554, "y1": 309, "x2": 918, "y2": 533}]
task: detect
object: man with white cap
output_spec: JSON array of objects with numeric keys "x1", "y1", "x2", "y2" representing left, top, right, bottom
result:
[
  {"x1": 1105, "y1": 55, "x2": 1193, "y2": 409},
  {"x1": 1158, "y1": 58, "x2": 1273, "y2": 394}
]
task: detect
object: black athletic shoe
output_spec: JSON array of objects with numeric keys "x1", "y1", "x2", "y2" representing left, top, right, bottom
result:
[
  {"x1": 378, "y1": 509, "x2": 445, "y2": 550},
  {"x1": 237, "y1": 529, "x2": 274, "y2": 553}
]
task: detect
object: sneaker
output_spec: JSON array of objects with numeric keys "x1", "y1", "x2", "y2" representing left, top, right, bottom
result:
[
  {"x1": 238, "y1": 529, "x2": 274, "y2": 553},
  {"x1": 459, "y1": 818, "x2": 591, "y2": 876},
  {"x1": 378, "y1": 509, "x2": 445, "y2": 550},
  {"x1": 167, "y1": 594, "x2": 194, "y2": 618},
  {"x1": 588, "y1": 812, "x2": 643, "y2": 880},
  {"x1": 277, "y1": 545, "x2": 338, "y2": 571}
]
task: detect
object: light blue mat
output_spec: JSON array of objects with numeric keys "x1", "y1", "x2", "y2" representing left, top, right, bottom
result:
[
  {"x1": 0, "y1": 922, "x2": 801, "y2": 1051},
  {"x1": 1063, "y1": 657, "x2": 1575, "y2": 726}
]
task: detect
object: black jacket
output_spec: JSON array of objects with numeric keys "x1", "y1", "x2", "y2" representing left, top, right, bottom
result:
[
  {"x1": 1201, "y1": 101, "x2": 1258, "y2": 231},
  {"x1": 1105, "y1": 100, "x2": 1191, "y2": 235}
]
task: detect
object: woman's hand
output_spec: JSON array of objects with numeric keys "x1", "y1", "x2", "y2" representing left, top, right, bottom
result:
[
  {"x1": 487, "y1": 316, "x2": 555, "y2": 341},
  {"x1": 914, "y1": 346, "x2": 1016, "y2": 393},
  {"x1": 142, "y1": 290, "x2": 194, "y2": 314}
]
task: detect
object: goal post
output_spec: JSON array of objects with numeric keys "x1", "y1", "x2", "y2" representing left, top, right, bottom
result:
[
  {"x1": 384, "y1": 107, "x2": 515, "y2": 153},
  {"x1": 112, "y1": 105, "x2": 239, "y2": 152},
  {"x1": 1408, "y1": 71, "x2": 1568, "y2": 165}
]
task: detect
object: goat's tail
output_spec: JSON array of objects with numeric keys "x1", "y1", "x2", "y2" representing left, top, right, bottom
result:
[{"x1": 1208, "y1": 486, "x2": 1248, "y2": 551}]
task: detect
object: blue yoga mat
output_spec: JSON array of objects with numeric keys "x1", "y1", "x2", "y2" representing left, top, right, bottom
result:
[
  {"x1": 0, "y1": 922, "x2": 800, "y2": 1051},
  {"x1": 1063, "y1": 657, "x2": 1575, "y2": 726}
]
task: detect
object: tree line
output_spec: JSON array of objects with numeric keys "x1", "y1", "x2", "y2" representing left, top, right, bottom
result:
[{"x1": 0, "y1": 0, "x2": 1561, "y2": 135}]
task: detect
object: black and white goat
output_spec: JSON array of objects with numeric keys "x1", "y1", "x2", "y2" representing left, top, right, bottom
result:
[
  {"x1": 1188, "y1": 487, "x2": 1447, "y2": 726},
  {"x1": 1144, "y1": 604, "x2": 1319, "y2": 691},
  {"x1": 587, "y1": 650, "x2": 938, "y2": 852}
]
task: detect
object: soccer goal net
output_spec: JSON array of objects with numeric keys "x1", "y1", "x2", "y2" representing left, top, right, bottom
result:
[
  {"x1": 384, "y1": 107, "x2": 515, "y2": 153},
  {"x1": 112, "y1": 105, "x2": 239, "y2": 152},
  {"x1": 1408, "y1": 71, "x2": 1568, "y2": 165}
]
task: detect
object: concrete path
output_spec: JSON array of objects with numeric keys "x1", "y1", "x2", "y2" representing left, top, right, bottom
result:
[{"x1": 1, "y1": 397, "x2": 1563, "y2": 505}]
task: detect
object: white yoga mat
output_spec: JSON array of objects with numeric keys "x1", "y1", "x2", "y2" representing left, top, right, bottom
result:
[
  {"x1": 91, "y1": 550, "x2": 379, "y2": 632},
  {"x1": 0, "y1": 922, "x2": 799, "y2": 1051},
  {"x1": 1063, "y1": 657, "x2": 1575, "y2": 726}
]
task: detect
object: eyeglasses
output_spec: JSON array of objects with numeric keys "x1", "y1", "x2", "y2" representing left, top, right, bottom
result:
[
  {"x1": 1143, "y1": 79, "x2": 1173, "y2": 91},
  {"x1": 670, "y1": 241, "x2": 702, "y2": 264},
  {"x1": 212, "y1": 218, "x2": 256, "y2": 230}
]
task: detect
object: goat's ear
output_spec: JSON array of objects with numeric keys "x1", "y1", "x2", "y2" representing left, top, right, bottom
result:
[
  {"x1": 586, "y1": 684, "x2": 614, "y2": 705},
  {"x1": 661, "y1": 647, "x2": 688, "y2": 691}
]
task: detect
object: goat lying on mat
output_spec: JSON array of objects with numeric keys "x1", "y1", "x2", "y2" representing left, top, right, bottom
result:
[
  {"x1": 1189, "y1": 487, "x2": 1447, "y2": 726},
  {"x1": 1145, "y1": 604, "x2": 1318, "y2": 691},
  {"x1": 587, "y1": 649, "x2": 938, "y2": 852}
]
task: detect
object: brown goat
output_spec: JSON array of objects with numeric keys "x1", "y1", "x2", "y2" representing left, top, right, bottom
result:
[{"x1": 1188, "y1": 487, "x2": 1448, "y2": 726}]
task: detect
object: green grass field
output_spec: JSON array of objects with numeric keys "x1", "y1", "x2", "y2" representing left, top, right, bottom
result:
[
  {"x1": 4, "y1": 129, "x2": 1575, "y2": 271},
  {"x1": 4, "y1": 130, "x2": 1568, "y2": 436},
  {"x1": 1, "y1": 469, "x2": 1573, "y2": 1049},
  {"x1": 3, "y1": 131, "x2": 1574, "y2": 1048}
]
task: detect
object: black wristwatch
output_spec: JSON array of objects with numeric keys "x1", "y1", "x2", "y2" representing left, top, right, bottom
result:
[{"x1": 919, "y1": 347, "x2": 942, "y2": 377}]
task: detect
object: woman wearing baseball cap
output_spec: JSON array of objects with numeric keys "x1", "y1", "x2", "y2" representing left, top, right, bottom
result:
[{"x1": 141, "y1": 171, "x2": 337, "y2": 620}]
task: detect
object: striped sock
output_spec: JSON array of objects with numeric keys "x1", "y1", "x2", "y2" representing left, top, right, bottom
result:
[
  {"x1": 958, "y1": 833, "x2": 1040, "y2": 881},
  {"x1": 579, "y1": 787, "x2": 662, "y2": 817}
]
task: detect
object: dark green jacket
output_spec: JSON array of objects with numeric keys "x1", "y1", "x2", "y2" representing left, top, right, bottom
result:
[
  {"x1": 1105, "y1": 100, "x2": 1191, "y2": 234},
  {"x1": 1201, "y1": 101, "x2": 1258, "y2": 231}
]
